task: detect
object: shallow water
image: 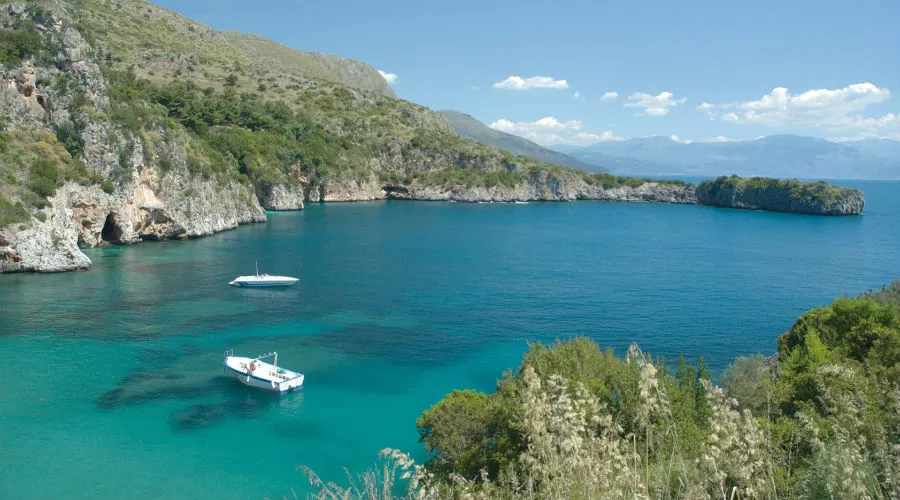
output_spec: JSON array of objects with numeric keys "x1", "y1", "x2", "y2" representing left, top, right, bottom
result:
[{"x1": 1, "y1": 180, "x2": 897, "y2": 499}]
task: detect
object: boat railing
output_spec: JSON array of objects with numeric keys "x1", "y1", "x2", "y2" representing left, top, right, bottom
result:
[{"x1": 253, "y1": 352, "x2": 277, "y2": 361}]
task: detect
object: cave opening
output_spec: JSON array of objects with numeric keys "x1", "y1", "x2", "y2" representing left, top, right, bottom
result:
[{"x1": 100, "y1": 213, "x2": 122, "y2": 244}]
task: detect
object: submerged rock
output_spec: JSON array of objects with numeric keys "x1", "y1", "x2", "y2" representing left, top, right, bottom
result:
[{"x1": 170, "y1": 403, "x2": 227, "y2": 431}]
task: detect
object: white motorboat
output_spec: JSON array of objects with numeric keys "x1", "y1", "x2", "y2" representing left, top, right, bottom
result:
[
  {"x1": 223, "y1": 351, "x2": 304, "y2": 394},
  {"x1": 229, "y1": 261, "x2": 298, "y2": 287}
]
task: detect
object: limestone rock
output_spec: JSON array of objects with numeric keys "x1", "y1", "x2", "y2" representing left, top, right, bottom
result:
[{"x1": 256, "y1": 182, "x2": 305, "y2": 211}]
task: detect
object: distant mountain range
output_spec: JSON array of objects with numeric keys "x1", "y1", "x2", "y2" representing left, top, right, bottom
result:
[
  {"x1": 439, "y1": 111, "x2": 610, "y2": 173},
  {"x1": 554, "y1": 136, "x2": 900, "y2": 180}
]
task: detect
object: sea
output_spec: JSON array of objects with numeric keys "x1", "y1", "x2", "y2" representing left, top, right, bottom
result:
[{"x1": 0, "y1": 179, "x2": 897, "y2": 499}]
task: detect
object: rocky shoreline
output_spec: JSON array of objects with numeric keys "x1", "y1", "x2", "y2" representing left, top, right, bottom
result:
[{"x1": 0, "y1": 174, "x2": 865, "y2": 273}]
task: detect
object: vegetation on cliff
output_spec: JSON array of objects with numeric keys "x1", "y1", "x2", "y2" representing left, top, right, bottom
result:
[
  {"x1": 305, "y1": 282, "x2": 900, "y2": 499},
  {"x1": 697, "y1": 175, "x2": 864, "y2": 214}
]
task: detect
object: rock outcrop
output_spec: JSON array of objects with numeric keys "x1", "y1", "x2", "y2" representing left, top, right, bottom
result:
[
  {"x1": 337, "y1": 171, "x2": 698, "y2": 205},
  {"x1": 256, "y1": 182, "x2": 305, "y2": 210},
  {"x1": 0, "y1": 3, "x2": 265, "y2": 272},
  {"x1": 695, "y1": 176, "x2": 864, "y2": 215}
]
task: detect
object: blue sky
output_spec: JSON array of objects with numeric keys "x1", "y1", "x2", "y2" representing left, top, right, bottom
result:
[{"x1": 155, "y1": 0, "x2": 900, "y2": 146}]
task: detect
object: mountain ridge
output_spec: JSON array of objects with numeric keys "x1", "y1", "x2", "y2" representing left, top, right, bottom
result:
[
  {"x1": 556, "y1": 135, "x2": 900, "y2": 179},
  {"x1": 438, "y1": 110, "x2": 610, "y2": 173}
]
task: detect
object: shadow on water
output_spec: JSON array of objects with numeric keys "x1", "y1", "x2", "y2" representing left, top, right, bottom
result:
[
  {"x1": 96, "y1": 373, "x2": 231, "y2": 410},
  {"x1": 96, "y1": 366, "x2": 302, "y2": 432},
  {"x1": 170, "y1": 389, "x2": 292, "y2": 432}
]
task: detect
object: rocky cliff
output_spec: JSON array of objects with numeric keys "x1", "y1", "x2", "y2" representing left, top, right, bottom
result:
[
  {"x1": 695, "y1": 176, "x2": 864, "y2": 215},
  {"x1": 384, "y1": 172, "x2": 697, "y2": 204},
  {"x1": 0, "y1": 2, "x2": 265, "y2": 272}
]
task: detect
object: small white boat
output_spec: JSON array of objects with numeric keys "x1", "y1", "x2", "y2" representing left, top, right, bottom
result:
[
  {"x1": 223, "y1": 351, "x2": 304, "y2": 394},
  {"x1": 229, "y1": 261, "x2": 298, "y2": 287}
]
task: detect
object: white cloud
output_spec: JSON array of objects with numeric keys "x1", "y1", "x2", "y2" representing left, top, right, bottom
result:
[
  {"x1": 600, "y1": 91, "x2": 618, "y2": 101},
  {"x1": 377, "y1": 70, "x2": 398, "y2": 84},
  {"x1": 574, "y1": 131, "x2": 625, "y2": 143},
  {"x1": 697, "y1": 102, "x2": 716, "y2": 118},
  {"x1": 702, "y1": 136, "x2": 738, "y2": 142},
  {"x1": 489, "y1": 116, "x2": 624, "y2": 146},
  {"x1": 492, "y1": 76, "x2": 569, "y2": 90},
  {"x1": 625, "y1": 91, "x2": 687, "y2": 116},
  {"x1": 573, "y1": 91, "x2": 581, "y2": 99},
  {"x1": 701, "y1": 83, "x2": 898, "y2": 138},
  {"x1": 670, "y1": 135, "x2": 693, "y2": 144}
]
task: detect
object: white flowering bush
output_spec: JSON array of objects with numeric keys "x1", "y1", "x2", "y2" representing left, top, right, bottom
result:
[{"x1": 301, "y1": 282, "x2": 900, "y2": 499}]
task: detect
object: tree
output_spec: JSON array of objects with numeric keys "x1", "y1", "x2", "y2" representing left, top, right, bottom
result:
[{"x1": 416, "y1": 390, "x2": 502, "y2": 479}]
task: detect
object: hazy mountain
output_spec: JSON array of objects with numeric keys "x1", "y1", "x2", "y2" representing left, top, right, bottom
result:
[
  {"x1": 439, "y1": 111, "x2": 610, "y2": 173},
  {"x1": 558, "y1": 135, "x2": 900, "y2": 179},
  {"x1": 844, "y1": 138, "x2": 900, "y2": 161}
]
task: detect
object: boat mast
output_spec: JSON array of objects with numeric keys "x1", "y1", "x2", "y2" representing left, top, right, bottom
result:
[{"x1": 256, "y1": 260, "x2": 259, "y2": 277}]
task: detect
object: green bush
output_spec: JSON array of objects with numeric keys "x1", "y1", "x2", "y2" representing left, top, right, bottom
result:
[
  {"x1": 55, "y1": 122, "x2": 84, "y2": 157},
  {"x1": 0, "y1": 196, "x2": 30, "y2": 227},
  {"x1": 27, "y1": 157, "x2": 60, "y2": 198},
  {"x1": 417, "y1": 390, "x2": 505, "y2": 479},
  {"x1": 0, "y1": 28, "x2": 42, "y2": 66},
  {"x1": 411, "y1": 283, "x2": 900, "y2": 496}
]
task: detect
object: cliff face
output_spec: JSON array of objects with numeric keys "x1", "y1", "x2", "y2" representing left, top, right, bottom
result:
[
  {"x1": 384, "y1": 173, "x2": 697, "y2": 204},
  {"x1": 0, "y1": 3, "x2": 265, "y2": 272},
  {"x1": 695, "y1": 177, "x2": 864, "y2": 215}
]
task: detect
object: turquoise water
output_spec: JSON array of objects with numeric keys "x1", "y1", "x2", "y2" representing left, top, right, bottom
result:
[{"x1": 1, "y1": 180, "x2": 897, "y2": 499}]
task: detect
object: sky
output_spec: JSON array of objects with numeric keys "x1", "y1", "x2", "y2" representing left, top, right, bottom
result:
[{"x1": 154, "y1": 0, "x2": 900, "y2": 147}]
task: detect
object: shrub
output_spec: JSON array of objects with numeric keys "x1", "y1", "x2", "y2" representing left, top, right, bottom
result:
[
  {"x1": 27, "y1": 157, "x2": 60, "y2": 198},
  {"x1": 55, "y1": 122, "x2": 84, "y2": 157},
  {"x1": 0, "y1": 196, "x2": 30, "y2": 227},
  {"x1": 0, "y1": 28, "x2": 42, "y2": 66}
]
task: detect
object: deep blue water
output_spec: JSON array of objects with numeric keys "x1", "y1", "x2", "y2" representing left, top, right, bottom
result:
[{"x1": 0, "y1": 180, "x2": 897, "y2": 499}]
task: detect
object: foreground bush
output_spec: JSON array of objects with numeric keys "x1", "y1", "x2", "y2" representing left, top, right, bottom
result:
[{"x1": 302, "y1": 282, "x2": 900, "y2": 499}]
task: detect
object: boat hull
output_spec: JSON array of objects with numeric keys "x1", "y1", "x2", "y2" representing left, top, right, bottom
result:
[
  {"x1": 230, "y1": 280, "x2": 297, "y2": 288},
  {"x1": 224, "y1": 357, "x2": 304, "y2": 394},
  {"x1": 228, "y1": 275, "x2": 299, "y2": 287}
]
